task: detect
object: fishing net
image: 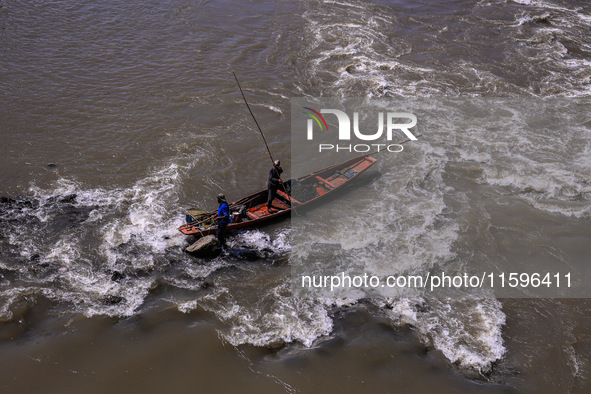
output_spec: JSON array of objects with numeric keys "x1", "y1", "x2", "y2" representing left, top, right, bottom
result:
[
  {"x1": 285, "y1": 179, "x2": 318, "y2": 203},
  {"x1": 185, "y1": 209, "x2": 215, "y2": 227}
]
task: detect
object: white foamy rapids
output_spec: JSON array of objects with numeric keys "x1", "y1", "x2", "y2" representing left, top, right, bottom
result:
[
  {"x1": 293, "y1": 141, "x2": 458, "y2": 278},
  {"x1": 97, "y1": 162, "x2": 188, "y2": 269},
  {"x1": 199, "y1": 280, "x2": 333, "y2": 348},
  {"x1": 228, "y1": 228, "x2": 291, "y2": 253},
  {"x1": 509, "y1": 0, "x2": 591, "y2": 22},
  {"x1": 177, "y1": 299, "x2": 199, "y2": 314},
  {"x1": 0, "y1": 287, "x2": 50, "y2": 322},
  {"x1": 445, "y1": 100, "x2": 591, "y2": 218},
  {"x1": 0, "y1": 157, "x2": 201, "y2": 318},
  {"x1": 299, "y1": 0, "x2": 591, "y2": 97},
  {"x1": 300, "y1": 4, "x2": 425, "y2": 97},
  {"x1": 27, "y1": 165, "x2": 188, "y2": 261},
  {"x1": 376, "y1": 298, "x2": 506, "y2": 373},
  {"x1": 488, "y1": 0, "x2": 591, "y2": 96}
]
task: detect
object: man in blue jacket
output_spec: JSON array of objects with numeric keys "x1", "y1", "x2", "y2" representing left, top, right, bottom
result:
[{"x1": 216, "y1": 193, "x2": 230, "y2": 246}]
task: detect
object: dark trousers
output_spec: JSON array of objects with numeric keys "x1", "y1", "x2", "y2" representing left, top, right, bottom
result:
[
  {"x1": 216, "y1": 221, "x2": 228, "y2": 246},
  {"x1": 267, "y1": 187, "x2": 277, "y2": 208}
]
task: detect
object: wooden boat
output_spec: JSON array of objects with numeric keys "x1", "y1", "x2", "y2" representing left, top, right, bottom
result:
[{"x1": 178, "y1": 155, "x2": 377, "y2": 237}]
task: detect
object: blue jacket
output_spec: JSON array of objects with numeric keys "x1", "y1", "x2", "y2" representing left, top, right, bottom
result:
[{"x1": 217, "y1": 202, "x2": 229, "y2": 225}]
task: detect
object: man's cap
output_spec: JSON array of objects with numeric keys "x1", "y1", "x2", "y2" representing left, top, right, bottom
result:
[
  {"x1": 217, "y1": 193, "x2": 227, "y2": 201},
  {"x1": 274, "y1": 160, "x2": 280, "y2": 166}
]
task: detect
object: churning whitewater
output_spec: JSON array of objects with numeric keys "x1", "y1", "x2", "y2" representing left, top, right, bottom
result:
[{"x1": 1, "y1": 0, "x2": 591, "y2": 390}]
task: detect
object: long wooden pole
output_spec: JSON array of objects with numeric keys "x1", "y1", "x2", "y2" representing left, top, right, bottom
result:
[
  {"x1": 232, "y1": 72, "x2": 287, "y2": 201},
  {"x1": 232, "y1": 72, "x2": 275, "y2": 165}
]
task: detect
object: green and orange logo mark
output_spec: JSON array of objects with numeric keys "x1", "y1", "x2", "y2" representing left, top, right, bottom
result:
[{"x1": 302, "y1": 107, "x2": 328, "y2": 132}]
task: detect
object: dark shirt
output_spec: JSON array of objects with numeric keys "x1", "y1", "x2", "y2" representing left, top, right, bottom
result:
[
  {"x1": 217, "y1": 202, "x2": 229, "y2": 225},
  {"x1": 268, "y1": 166, "x2": 283, "y2": 189}
]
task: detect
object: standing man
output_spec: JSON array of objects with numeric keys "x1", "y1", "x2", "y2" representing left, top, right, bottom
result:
[
  {"x1": 216, "y1": 193, "x2": 230, "y2": 246},
  {"x1": 267, "y1": 160, "x2": 283, "y2": 213}
]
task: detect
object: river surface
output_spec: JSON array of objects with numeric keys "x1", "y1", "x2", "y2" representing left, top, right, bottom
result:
[{"x1": 1, "y1": 0, "x2": 591, "y2": 392}]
